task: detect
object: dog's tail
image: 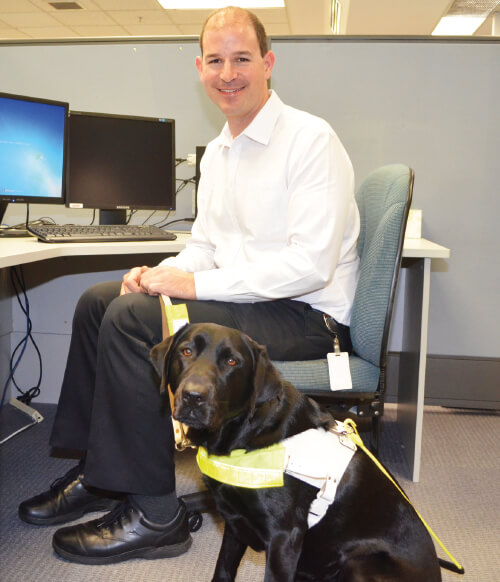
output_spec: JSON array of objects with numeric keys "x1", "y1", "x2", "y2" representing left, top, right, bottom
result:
[{"x1": 438, "y1": 558, "x2": 465, "y2": 575}]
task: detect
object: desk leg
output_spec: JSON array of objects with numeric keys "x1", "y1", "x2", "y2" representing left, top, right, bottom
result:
[{"x1": 397, "y1": 257, "x2": 431, "y2": 482}]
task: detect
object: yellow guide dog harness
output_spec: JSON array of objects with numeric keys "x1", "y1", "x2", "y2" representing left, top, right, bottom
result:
[{"x1": 196, "y1": 420, "x2": 464, "y2": 573}]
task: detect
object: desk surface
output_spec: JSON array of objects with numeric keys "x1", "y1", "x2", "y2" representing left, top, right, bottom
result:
[
  {"x1": 0, "y1": 234, "x2": 449, "y2": 270},
  {"x1": 402, "y1": 237, "x2": 450, "y2": 259},
  {"x1": 0, "y1": 232, "x2": 191, "y2": 269}
]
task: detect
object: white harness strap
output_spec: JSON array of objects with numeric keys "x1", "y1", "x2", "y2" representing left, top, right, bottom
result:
[{"x1": 283, "y1": 424, "x2": 357, "y2": 528}]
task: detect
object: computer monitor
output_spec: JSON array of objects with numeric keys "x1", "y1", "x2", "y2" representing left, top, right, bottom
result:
[
  {"x1": 0, "y1": 92, "x2": 69, "y2": 225},
  {"x1": 66, "y1": 111, "x2": 176, "y2": 225}
]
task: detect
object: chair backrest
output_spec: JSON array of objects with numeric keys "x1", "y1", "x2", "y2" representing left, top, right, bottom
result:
[{"x1": 350, "y1": 164, "x2": 414, "y2": 368}]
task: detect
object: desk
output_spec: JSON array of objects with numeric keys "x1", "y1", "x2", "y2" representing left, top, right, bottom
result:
[{"x1": 0, "y1": 235, "x2": 449, "y2": 482}]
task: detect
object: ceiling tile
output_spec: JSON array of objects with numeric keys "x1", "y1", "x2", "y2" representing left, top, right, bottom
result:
[
  {"x1": 166, "y1": 9, "x2": 213, "y2": 26},
  {"x1": 18, "y1": 25, "x2": 80, "y2": 38},
  {"x1": 346, "y1": 0, "x2": 453, "y2": 36},
  {"x1": 29, "y1": 0, "x2": 102, "y2": 11},
  {"x1": 176, "y1": 23, "x2": 206, "y2": 36},
  {"x1": 122, "y1": 23, "x2": 182, "y2": 35},
  {"x1": 1, "y1": 12, "x2": 61, "y2": 27},
  {"x1": 249, "y1": 8, "x2": 288, "y2": 24},
  {"x1": 92, "y1": 0, "x2": 161, "y2": 9},
  {"x1": 52, "y1": 10, "x2": 117, "y2": 25},
  {"x1": 0, "y1": 27, "x2": 31, "y2": 39},
  {"x1": 108, "y1": 9, "x2": 174, "y2": 25},
  {"x1": 266, "y1": 22, "x2": 291, "y2": 35},
  {"x1": 71, "y1": 24, "x2": 130, "y2": 36},
  {"x1": 0, "y1": 0, "x2": 37, "y2": 13}
]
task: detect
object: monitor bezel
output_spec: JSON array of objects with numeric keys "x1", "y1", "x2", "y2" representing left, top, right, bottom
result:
[
  {"x1": 66, "y1": 110, "x2": 176, "y2": 213},
  {"x1": 0, "y1": 91, "x2": 69, "y2": 207}
]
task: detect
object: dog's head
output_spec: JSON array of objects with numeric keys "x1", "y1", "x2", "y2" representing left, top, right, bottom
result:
[{"x1": 150, "y1": 323, "x2": 283, "y2": 435}]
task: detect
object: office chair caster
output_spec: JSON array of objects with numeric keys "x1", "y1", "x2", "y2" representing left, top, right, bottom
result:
[
  {"x1": 180, "y1": 490, "x2": 215, "y2": 532},
  {"x1": 187, "y1": 510, "x2": 203, "y2": 532}
]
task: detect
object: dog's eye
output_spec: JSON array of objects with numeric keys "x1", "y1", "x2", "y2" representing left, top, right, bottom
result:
[
  {"x1": 182, "y1": 347, "x2": 193, "y2": 357},
  {"x1": 227, "y1": 358, "x2": 237, "y2": 367}
]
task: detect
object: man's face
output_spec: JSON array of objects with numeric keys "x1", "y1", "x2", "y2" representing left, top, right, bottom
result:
[{"x1": 196, "y1": 19, "x2": 275, "y2": 136}]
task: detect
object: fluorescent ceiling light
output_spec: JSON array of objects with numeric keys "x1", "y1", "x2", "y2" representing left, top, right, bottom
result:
[
  {"x1": 331, "y1": 0, "x2": 342, "y2": 34},
  {"x1": 432, "y1": 0, "x2": 500, "y2": 36},
  {"x1": 158, "y1": 0, "x2": 285, "y2": 8},
  {"x1": 432, "y1": 15, "x2": 486, "y2": 35}
]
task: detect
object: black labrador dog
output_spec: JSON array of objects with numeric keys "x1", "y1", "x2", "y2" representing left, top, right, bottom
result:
[{"x1": 151, "y1": 323, "x2": 442, "y2": 582}]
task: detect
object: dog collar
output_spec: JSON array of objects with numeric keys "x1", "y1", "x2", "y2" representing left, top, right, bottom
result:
[
  {"x1": 196, "y1": 422, "x2": 358, "y2": 527},
  {"x1": 197, "y1": 442, "x2": 286, "y2": 489}
]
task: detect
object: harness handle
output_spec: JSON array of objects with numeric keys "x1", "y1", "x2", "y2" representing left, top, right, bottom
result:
[{"x1": 159, "y1": 296, "x2": 195, "y2": 452}]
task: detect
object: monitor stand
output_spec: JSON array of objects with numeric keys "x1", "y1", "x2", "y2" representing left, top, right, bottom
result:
[
  {"x1": 0, "y1": 201, "x2": 31, "y2": 238},
  {"x1": 0, "y1": 201, "x2": 8, "y2": 225},
  {"x1": 99, "y1": 209, "x2": 127, "y2": 225}
]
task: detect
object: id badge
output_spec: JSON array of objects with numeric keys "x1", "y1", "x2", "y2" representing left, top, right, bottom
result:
[{"x1": 327, "y1": 352, "x2": 352, "y2": 391}]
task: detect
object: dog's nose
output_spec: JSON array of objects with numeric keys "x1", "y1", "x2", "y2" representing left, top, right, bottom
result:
[
  {"x1": 183, "y1": 390, "x2": 204, "y2": 406},
  {"x1": 181, "y1": 381, "x2": 209, "y2": 408}
]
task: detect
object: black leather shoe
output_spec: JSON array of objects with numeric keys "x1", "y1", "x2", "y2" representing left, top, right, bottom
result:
[
  {"x1": 18, "y1": 464, "x2": 121, "y2": 526},
  {"x1": 52, "y1": 498, "x2": 192, "y2": 564}
]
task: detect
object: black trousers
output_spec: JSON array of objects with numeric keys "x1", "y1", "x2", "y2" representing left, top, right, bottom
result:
[{"x1": 50, "y1": 281, "x2": 351, "y2": 496}]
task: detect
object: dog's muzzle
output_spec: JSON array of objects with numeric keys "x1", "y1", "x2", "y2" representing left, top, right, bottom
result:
[{"x1": 173, "y1": 374, "x2": 218, "y2": 429}]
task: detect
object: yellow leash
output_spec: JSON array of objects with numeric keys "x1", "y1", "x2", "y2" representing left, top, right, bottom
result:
[{"x1": 342, "y1": 419, "x2": 464, "y2": 574}]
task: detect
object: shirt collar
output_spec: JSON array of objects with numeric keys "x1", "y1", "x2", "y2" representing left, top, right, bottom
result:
[{"x1": 219, "y1": 90, "x2": 284, "y2": 148}]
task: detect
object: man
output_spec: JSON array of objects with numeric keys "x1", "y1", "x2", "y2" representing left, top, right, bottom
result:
[{"x1": 19, "y1": 7, "x2": 360, "y2": 564}]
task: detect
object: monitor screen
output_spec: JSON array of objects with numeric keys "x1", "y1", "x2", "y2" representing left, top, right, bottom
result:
[
  {"x1": 0, "y1": 92, "x2": 68, "y2": 208},
  {"x1": 66, "y1": 111, "x2": 176, "y2": 223}
]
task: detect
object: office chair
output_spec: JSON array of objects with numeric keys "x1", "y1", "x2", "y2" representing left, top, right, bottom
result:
[
  {"x1": 273, "y1": 163, "x2": 414, "y2": 454},
  {"x1": 181, "y1": 163, "x2": 414, "y2": 530}
]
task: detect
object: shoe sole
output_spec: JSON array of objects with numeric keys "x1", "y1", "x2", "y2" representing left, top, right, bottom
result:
[
  {"x1": 18, "y1": 500, "x2": 120, "y2": 526},
  {"x1": 52, "y1": 535, "x2": 193, "y2": 565}
]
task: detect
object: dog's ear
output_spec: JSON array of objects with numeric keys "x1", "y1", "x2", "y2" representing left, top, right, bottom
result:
[
  {"x1": 150, "y1": 324, "x2": 189, "y2": 394},
  {"x1": 250, "y1": 341, "x2": 283, "y2": 414}
]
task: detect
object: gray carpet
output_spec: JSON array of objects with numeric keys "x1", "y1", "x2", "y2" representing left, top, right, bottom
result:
[{"x1": 1, "y1": 402, "x2": 499, "y2": 581}]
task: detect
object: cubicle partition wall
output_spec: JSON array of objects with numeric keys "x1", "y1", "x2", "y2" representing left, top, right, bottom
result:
[{"x1": 0, "y1": 38, "x2": 498, "y2": 408}]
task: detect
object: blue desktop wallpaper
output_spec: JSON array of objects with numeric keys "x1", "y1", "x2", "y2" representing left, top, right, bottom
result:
[{"x1": 0, "y1": 96, "x2": 66, "y2": 200}]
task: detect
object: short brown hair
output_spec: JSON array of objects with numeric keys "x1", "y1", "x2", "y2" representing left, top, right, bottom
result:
[{"x1": 199, "y1": 6, "x2": 269, "y2": 57}]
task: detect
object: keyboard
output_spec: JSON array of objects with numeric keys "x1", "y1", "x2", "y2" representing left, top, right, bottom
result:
[{"x1": 28, "y1": 224, "x2": 177, "y2": 243}]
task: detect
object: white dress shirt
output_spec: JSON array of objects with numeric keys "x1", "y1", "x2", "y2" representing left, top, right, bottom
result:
[{"x1": 161, "y1": 91, "x2": 360, "y2": 325}]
